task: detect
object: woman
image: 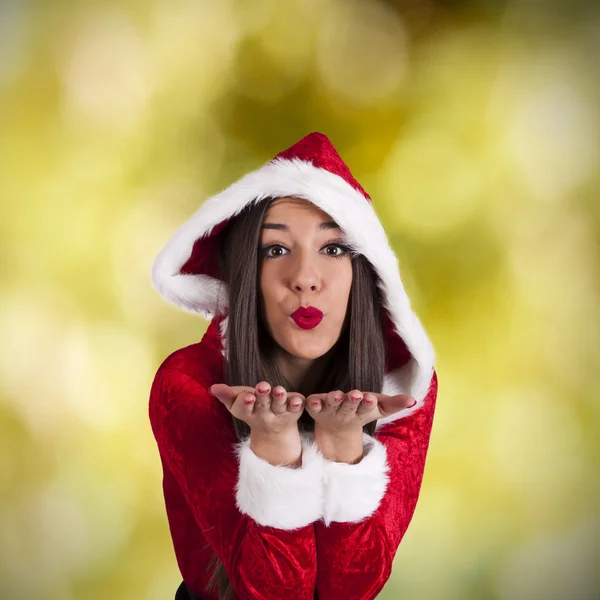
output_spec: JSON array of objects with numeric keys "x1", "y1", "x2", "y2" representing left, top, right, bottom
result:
[{"x1": 149, "y1": 132, "x2": 438, "y2": 600}]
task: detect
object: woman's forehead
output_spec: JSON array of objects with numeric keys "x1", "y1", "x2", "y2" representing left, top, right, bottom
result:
[{"x1": 266, "y1": 196, "x2": 332, "y2": 220}]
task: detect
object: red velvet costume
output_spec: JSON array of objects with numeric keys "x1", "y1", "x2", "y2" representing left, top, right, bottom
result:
[{"x1": 149, "y1": 133, "x2": 438, "y2": 600}]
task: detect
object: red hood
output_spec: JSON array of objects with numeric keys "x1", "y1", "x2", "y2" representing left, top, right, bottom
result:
[{"x1": 151, "y1": 132, "x2": 434, "y2": 413}]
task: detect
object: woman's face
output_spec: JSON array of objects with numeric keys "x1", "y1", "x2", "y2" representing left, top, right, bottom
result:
[{"x1": 258, "y1": 197, "x2": 353, "y2": 366}]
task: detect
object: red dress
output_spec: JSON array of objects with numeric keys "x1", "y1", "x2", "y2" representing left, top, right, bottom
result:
[
  {"x1": 149, "y1": 318, "x2": 437, "y2": 600},
  {"x1": 149, "y1": 132, "x2": 438, "y2": 600}
]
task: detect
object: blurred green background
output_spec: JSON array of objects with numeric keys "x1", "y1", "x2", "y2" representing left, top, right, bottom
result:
[{"x1": 1, "y1": 0, "x2": 599, "y2": 598}]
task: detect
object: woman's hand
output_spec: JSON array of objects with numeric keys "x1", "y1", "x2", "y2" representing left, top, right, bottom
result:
[
  {"x1": 210, "y1": 381, "x2": 306, "y2": 436},
  {"x1": 305, "y1": 389, "x2": 416, "y2": 434}
]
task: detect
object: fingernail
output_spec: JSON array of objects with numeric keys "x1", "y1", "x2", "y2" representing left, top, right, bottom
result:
[
  {"x1": 409, "y1": 400, "x2": 417, "y2": 408},
  {"x1": 351, "y1": 396, "x2": 361, "y2": 402},
  {"x1": 274, "y1": 390, "x2": 284, "y2": 398},
  {"x1": 364, "y1": 398, "x2": 374, "y2": 405},
  {"x1": 311, "y1": 401, "x2": 319, "y2": 407}
]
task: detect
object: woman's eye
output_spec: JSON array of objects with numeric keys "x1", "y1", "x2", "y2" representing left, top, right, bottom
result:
[
  {"x1": 270, "y1": 246, "x2": 287, "y2": 258},
  {"x1": 260, "y1": 243, "x2": 349, "y2": 260},
  {"x1": 323, "y1": 243, "x2": 350, "y2": 259},
  {"x1": 324, "y1": 244, "x2": 344, "y2": 258},
  {"x1": 261, "y1": 245, "x2": 288, "y2": 259}
]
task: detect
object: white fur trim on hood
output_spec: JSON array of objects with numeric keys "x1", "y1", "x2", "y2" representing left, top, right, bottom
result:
[{"x1": 152, "y1": 142, "x2": 436, "y2": 428}]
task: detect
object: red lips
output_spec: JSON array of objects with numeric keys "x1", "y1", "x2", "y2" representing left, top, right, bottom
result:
[{"x1": 290, "y1": 306, "x2": 323, "y2": 330}]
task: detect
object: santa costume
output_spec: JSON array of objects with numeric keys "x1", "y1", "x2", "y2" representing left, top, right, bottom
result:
[{"x1": 149, "y1": 132, "x2": 438, "y2": 600}]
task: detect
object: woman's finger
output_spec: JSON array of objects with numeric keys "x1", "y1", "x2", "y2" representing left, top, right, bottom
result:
[
  {"x1": 306, "y1": 393, "x2": 327, "y2": 413},
  {"x1": 210, "y1": 383, "x2": 254, "y2": 411},
  {"x1": 287, "y1": 394, "x2": 305, "y2": 413},
  {"x1": 234, "y1": 391, "x2": 257, "y2": 421},
  {"x1": 254, "y1": 381, "x2": 272, "y2": 410},
  {"x1": 323, "y1": 390, "x2": 344, "y2": 410},
  {"x1": 356, "y1": 393, "x2": 378, "y2": 417},
  {"x1": 339, "y1": 390, "x2": 362, "y2": 415},
  {"x1": 209, "y1": 383, "x2": 235, "y2": 410},
  {"x1": 375, "y1": 393, "x2": 417, "y2": 417},
  {"x1": 271, "y1": 386, "x2": 287, "y2": 415}
]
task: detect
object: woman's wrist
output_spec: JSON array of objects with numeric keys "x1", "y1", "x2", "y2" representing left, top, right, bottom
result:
[
  {"x1": 250, "y1": 427, "x2": 302, "y2": 468},
  {"x1": 314, "y1": 426, "x2": 364, "y2": 464}
]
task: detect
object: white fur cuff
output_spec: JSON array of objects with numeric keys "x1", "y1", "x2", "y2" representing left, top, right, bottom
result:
[
  {"x1": 317, "y1": 432, "x2": 391, "y2": 527},
  {"x1": 233, "y1": 433, "x2": 325, "y2": 530}
]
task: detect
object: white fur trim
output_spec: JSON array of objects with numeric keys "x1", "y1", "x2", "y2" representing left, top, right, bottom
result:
[
  {"x1": 218, "y1": 315, "x2": 229, "y2": 361},
  {"x1": 306, "y1": 431, "x2": 390, "y2": 526},
  {"x1": 233, "y1": 432, "x2": 325, "y2": 530},
  {"x1": 151, "y1": 157, "x2": 435, "y2": 415}
]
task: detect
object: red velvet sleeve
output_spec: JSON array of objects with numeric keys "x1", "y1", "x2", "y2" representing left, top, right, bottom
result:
[
  {"x1": 149, "y1": 366, "x2": 322, "y2": 600},
  {"x1": 313, "y1": 370, "x2": 438, "y2": 600}
]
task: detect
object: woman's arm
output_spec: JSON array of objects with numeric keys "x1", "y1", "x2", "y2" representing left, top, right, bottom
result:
[
  {"x1": 311, "y1": 370, "x2": 438, "y2": 600},
  {"x1": 250, "y1": 427, "x2": 303, "y2": 467},
  {"x1": 149, "y1": 366, "x2": 322, "y2": 600}
]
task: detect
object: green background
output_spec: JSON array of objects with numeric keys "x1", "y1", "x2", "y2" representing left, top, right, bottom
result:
[{"x1": 1, "y1": 0, "x2": 599, "y2": 598}]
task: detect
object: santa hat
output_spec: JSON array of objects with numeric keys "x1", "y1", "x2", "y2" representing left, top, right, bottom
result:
[{"x1": 151, "y1": 132, "x2": 435, "y2": 416}]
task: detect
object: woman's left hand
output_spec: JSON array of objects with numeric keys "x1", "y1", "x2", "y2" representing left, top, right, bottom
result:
[{"x1": 304, "y1": 389, "x2": 416, "y2": 434}]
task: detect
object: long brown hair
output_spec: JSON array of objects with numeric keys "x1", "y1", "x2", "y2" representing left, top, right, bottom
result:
[{"x1": 206, "y1": 196, "x2": 386, "y2": 599}]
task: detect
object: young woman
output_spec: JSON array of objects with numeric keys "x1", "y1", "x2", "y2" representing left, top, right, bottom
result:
[{"x1": 149, "y1": 133, "x2": 438, "y2": 600}]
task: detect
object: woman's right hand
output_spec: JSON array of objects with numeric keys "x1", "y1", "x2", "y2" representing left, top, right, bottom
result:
[{"x1": 209, "y1": 381, "x2": 306, "y2": 436}]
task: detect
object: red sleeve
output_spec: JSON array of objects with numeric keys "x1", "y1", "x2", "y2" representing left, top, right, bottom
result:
[
  {"x1": 149, "y1": 366, "x2": 323, "y2": 600},
  {"x1": 312, "y1": 370, "x2": 438, "y2": 600}
]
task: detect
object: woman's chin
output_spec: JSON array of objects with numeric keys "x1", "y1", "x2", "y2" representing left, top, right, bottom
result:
[
  {"x1": 284, "y1": 350, "x2": 324, "y2": 361},
  {"x1": 283, "y1": 341, "x2": 333, "y2": 361},
  {"x1": 271, "y1": 326, "x2": 339, "y2": 361}
]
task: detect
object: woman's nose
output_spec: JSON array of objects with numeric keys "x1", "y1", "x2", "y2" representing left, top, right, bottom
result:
[{"x1": 289, "y1": 252, "x2": 320, "y2": 292}]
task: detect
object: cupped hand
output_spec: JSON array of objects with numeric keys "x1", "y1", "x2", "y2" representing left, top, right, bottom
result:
[
  {"x1": 304, "y1": 389, "x2": 416, "y2": 433},
  {"x1": 210, "y1": 381, "x2": 306, "y2": 435}
]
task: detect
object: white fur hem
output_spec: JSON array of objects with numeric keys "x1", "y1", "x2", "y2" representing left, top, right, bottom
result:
[
  {"x1": 307, "y1": 432, "x2": 390, "y2": 526},
  {"x1": 233, "y1": 432, "x2": 324, "y2": 530}
]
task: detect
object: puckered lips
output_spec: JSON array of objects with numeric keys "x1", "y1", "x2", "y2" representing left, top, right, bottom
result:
[{"x1": 290, "y1": 306, "x2": 324, "y2": 330}]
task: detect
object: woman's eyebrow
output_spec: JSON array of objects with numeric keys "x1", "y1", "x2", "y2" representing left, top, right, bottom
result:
[{"x1": 261, "y1": 220, "x2": 340, "y2": 231}]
